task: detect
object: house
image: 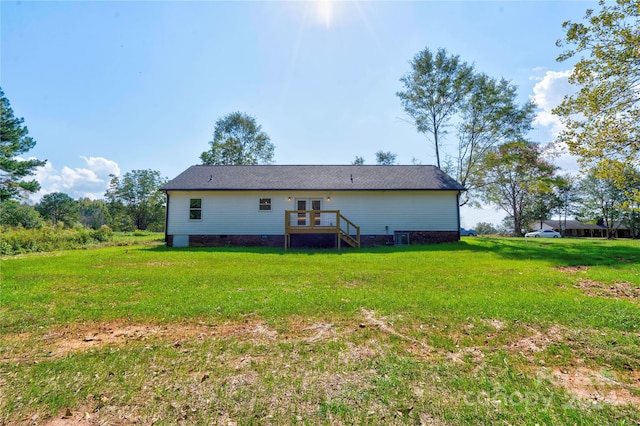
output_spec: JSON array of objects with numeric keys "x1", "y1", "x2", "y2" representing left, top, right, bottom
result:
[
  {"x1": 529, "y1": 219, "x2": 631, "y2": 238},
  {"x1": 161, "y1": 165, "x2": 465, "y2": 248}
]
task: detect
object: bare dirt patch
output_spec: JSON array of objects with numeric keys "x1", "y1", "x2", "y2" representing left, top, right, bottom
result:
[
  {"x1": 343, "y1": 279, "x2": 367, "y2": 288},
  {"x1": 507, "y1": 325, "x2": 566, "y2": 357},
  {"x1": 4, "y1": 320, "x2": 281, "y2": 361},
  {"x1": 145, "y1": 261, "x2": 175, "y2": 267},
  {"x1": 338, "y1": 340, "x2": 383, "y2": 364},
  {"x1": 575, "y1": 279, "x2": 640, "y2": 300},
  {"x1": 482, "y1": 318, "x2": 506, "y2": 331},
  {"x1": 540, "y1": 367, "x2": 640, "y2": 407},
  {"x1": 35, "y1": 407, "x2": 103, "y2": 426},
  {"x1": 446, "y1": 347, "x2": 485, "y2": 365},
  {"x1": 250, "y1": 323, "x2": 278, "y2": 340},
  {"x1": 554, "y1": 265, "x2": 589, "y2": 274},
  {"x1": 44, "y1": 323, "x2": 213, "y2": 358},
  {"x1": 3, "y1": 317, "x2": 351, "y2": 365},
  {"x1": 303, "y1": 322, "x2": 336, "y2": 343},
  {"x1": 360, "y1": 308, "x2": 428, "y2": 348}
]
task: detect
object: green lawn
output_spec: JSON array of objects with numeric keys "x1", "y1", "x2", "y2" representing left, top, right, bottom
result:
[{"x1": 1, "y1": 237, "x2": 639, "y2": 424}]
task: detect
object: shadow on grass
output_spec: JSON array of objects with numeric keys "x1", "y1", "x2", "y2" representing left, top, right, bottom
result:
[{"x1": 144, "y1": 237, "x2": 639, "y2": 267}]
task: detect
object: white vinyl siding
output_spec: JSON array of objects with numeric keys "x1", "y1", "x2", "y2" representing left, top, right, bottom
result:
[
  {"x1": 335, "y1": 191, "x2": 458, "y2": 234},
  {"x1": 166, "y1": 190, "x2": 459, "y2": 236},
  {"x1": 167, "y1": 191, "x2": 289, "y2": 235}
]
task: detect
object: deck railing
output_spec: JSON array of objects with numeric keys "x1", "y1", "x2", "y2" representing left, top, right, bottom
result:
[{"x1": 284, "y1": 210, "x2": 360, "y2": 249}]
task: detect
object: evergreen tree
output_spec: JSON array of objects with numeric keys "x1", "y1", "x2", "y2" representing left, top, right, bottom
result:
[{"x1": 0, "y1": 87, "x2": 47, "y2": 201}]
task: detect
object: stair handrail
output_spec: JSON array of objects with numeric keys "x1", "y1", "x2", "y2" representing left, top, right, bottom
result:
[{"x1": 339, "y1": 212, "x2": 361, "y2": 247}]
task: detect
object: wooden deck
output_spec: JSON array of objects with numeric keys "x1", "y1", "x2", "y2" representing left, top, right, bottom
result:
[{"x1": 284, "y1": 210, "x2": 360, "y2": 250}]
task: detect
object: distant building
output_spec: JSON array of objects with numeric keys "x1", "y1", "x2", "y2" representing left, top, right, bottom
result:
[{"x1": 529, "y1": 219, "x2": 631, "y2": 238}]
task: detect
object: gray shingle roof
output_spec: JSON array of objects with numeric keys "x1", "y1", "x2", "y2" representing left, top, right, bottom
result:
[
  {"x1": 161, "y1": 165, "x2": 465, "y2": 191},
  {"x1": 537, "y1": 219, "x2": 628, "y2": 230},
  {"x1": 541, "y1": 220, "x2": 603, "y2": 230}
]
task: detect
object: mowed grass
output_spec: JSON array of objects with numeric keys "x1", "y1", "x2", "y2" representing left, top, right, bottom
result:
[{"x1": 1, "y1": 237, "x2": 639, "y2": 424}]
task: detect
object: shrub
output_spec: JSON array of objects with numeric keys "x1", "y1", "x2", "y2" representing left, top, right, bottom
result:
[
  {"x1": 0, "y1": 224, "x2": 114, "y2": 255},
  {"x1": 90, "y1": 225, "x2": 113, "y2": 242}
]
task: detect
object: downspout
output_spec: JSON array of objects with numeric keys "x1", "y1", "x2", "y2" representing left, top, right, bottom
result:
[
  {"x1": 163, "y1": 191, "x2": 170, "y2": 246},
  {"x1": 456, "y1": 191, "x2": 461, "y2": 240}
]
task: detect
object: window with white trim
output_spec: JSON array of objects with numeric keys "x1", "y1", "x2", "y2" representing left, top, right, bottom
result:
[
  {"x1": 189, "y1": 198, "x2": 202, "y2": 220},
  {"x1": 259, "y1": 198, "x2": 272, "y2": 211}
]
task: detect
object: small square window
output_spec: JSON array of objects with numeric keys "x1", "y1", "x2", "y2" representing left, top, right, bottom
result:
[
  {"x1": 189, "y1": 198, "x2": 202, "y2": 220},
  {"x1": 259, "y1": 198, "x2": 271, "y2": 211}
]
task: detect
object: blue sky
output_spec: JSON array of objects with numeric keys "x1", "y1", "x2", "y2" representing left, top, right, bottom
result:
[{"x1": 1, "y1": 1, "x2": 593, "y2": 226}]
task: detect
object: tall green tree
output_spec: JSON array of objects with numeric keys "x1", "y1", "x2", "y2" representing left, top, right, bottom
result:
[
  {"x1": 0, "y1": 87, "x2": 47, "y2": 201},
  {"x1": 455, "y1": 74, "x2": 536, "y2": 205},
  {"x1": 36, "y1": 192, "x2": 80, "y2": 227},
  {"x1": 474, "y1": 222, "x2": 498, "y2": 235},
  {"x1": 553, "y1": 177, "x2": 580, "y2": 236},
  {"x1": 375, "y1": 151, "x2": 397, "y2": 165},
  {"x1": 619, "y1": 167, "x2": 640, "y2": 238},
  {"x1": 78, "y1": 198, "x2": 111, "y2": 230},
  {"x1": 478, "y1": 140, "x2": 561, "y2": 236},
  {"x1": 351, "y1": 156, "x2": 365, "y2": 165},
  {"x1": 575, "y1": 171, "x2": 627, "y2": 238},
  {"x1": 105, "y1": 170, "x2": 167, "y2": 230},
  {"x1": 576, "y1": 167, "x2": 640, "y2": 238},
  {"x1": 397, "y1": 47, "x2": 474, "y2": 169},
  {"x1": 105, "y1": 199, "x2": 136, "y2": 232},
  {"x1": 554, "y1": 0, "x2": 640, "y2": 204},
  {"x1": 200, "y1": 112, "x2": 274, "y2": 165},
  {"x1": 0, "y1": 200, "x2": 43, "y2": 229},
  {"x1": 397, "y1": 48, "x2": 535, "y2": 208},
  {"x1": 522, "y1": 189, "x2": 563, "y2": 231}
]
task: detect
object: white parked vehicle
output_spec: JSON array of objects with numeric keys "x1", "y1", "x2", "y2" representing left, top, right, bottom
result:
[{"x1": 525, "y1": 229, "x2": 561, "y2": 238}]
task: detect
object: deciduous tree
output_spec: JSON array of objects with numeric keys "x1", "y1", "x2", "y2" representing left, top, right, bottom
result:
[
  {"x1": 398, "y1": 49, "x2": 535, "y2": 208},
  {"x1": 351, "y1": 156, "x2": 365, "y2": 165},
  {"x1": 474, "y1": 222, "x2": 498, "y2": 235},
  {"x1": 397, "y1": 48, "x2": 474, "y2": 169},
  {"x1": 0, "y1": 87, "x2": 47, "y2": 201},
  {"x1": 522, "y1": 189, "x2": 563, "y2": 232},
  {"x1": 576, "y1": 167, "x2": 640, "y2": 238},
  {"x1": 478, "y1": 140, "x2": 561, "y2": 236},
  {"x1": 200, "y1": 112, "x2": 274, "y2": 165},
  {"x1": 375, "y1": 151, "x2": 397, "y2": 165},
  {"x1": 0, "y1": 200, "x2": 43, "y2": 229},
  {"x1": 105, "y1": 170, "x2": 167, "y2": 230},
  {"x1": 554, "y1": 0, "x2": 640, "y2": 204},
  {"x1": 455, "y1": 74, "x2": 536, "y2": 205},
  {"x1": 78, "y1": 198, "x2": 111, "y2": 230}
]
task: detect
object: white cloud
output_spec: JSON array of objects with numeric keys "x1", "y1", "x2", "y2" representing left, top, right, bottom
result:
[
  {"x1": 529, "y1": 69, "x2": 584, "y2": 175},
  {"x1": 530, "y1": 69, "x2": 573, "y2": 138},
  {"x1": 81, "y1": 156, "x2": 120, "y2": 176},
  {"x1": 29, "y1": 156, "x2": 120, "y2": 202}
]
